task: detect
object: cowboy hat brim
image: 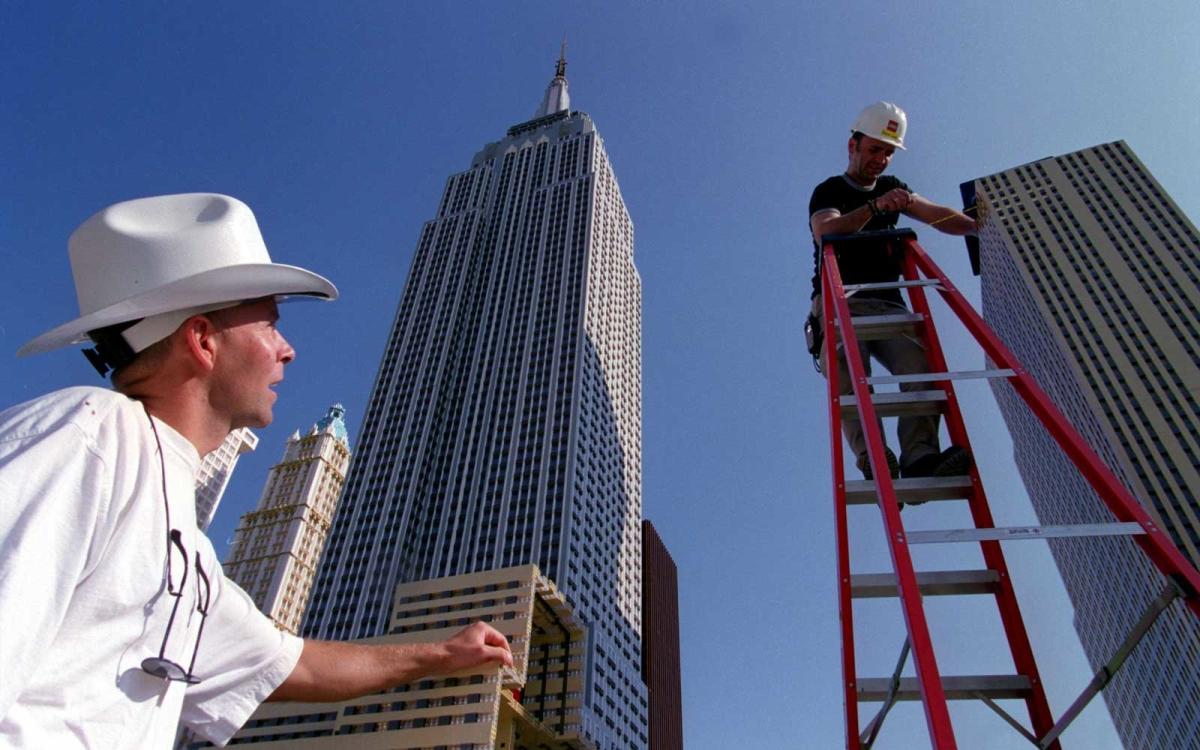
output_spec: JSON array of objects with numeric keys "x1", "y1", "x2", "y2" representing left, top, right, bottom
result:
[{"x1": 18, "y1": 262, "x2": 337, "y2": 356}]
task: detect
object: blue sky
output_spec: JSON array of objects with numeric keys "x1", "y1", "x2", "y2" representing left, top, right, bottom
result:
[{"x1": 5, "y1": 2, "x2": 1199, "y2": 747}]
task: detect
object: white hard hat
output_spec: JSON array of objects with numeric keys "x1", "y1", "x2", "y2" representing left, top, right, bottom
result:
[
  {"x1": 850, "y1": 101, "x2": 907, "y2": 150},
  {"x1": 19, "y1": 193, "x2": 338, "y2": 357}
]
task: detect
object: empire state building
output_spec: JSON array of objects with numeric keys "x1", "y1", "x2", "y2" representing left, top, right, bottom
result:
[{"x1": 304, "y1": 52, "x2": 648, "y2": 749}]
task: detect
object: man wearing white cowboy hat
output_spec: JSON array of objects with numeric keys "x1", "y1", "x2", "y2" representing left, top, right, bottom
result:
[
  {"x1": 0, "y1": 193, "x2": 513, "y2": 748},
  {"x1": 807, "y1": 102, "x2": 979, "y2": 483}
]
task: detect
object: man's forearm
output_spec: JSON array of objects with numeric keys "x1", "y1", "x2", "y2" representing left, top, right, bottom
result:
[
  {"x1": 811, "y1": 204, "x2": 873, "y2": 242},
  {"x1": 932, "y1": 212, "x2": 977, "y2": 236},
  {"x1": 268, "y1": 640, "x2": 447, "y2": 703},
  {"x1": 268, "y1": 621, "x2": 513, "y2": 703},
  {"x1": 905, "y1": 195, "x2": 977, "y2": 236}
]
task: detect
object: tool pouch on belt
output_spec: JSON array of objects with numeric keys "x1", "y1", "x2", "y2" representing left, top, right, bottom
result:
[{"x1": 804, "y1": 312, "x2": 823, "y2": 373}]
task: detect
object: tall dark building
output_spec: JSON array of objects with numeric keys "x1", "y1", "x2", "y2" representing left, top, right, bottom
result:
[
  {"x1": 642, "y1": 520, "x2": 683, "y2": 750},
  {"x1": 302, "y1": 54, "x2": 648, "y2": 749}
]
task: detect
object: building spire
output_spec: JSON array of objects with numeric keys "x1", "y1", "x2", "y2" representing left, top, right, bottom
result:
[
  {"x1": 534, "y1": 37, "x2": 571, "y2": 118},
  {"x1": 314, "y1": 402, "x2": 349, "y2": 445}
]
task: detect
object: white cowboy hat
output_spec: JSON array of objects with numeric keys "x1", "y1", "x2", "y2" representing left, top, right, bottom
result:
[{"x1": 18, "y1": 193, "x2": 337, "y2": 357}]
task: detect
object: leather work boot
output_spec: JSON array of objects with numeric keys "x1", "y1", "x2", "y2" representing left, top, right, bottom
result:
[
  {"x1": 902, "y1": 445, "x2": 973, "y2": 479},
  {"x1": 857, "y1": 447, "x2": 900, "y2": 480}
]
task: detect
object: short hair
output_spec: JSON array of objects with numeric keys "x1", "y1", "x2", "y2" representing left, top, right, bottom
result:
[
  {"x1": 111, "y1": 333, "x2": 174, "y2": 392},
  {"x1": 850, "y1": 131, "x2": 865, "y2": 145}
]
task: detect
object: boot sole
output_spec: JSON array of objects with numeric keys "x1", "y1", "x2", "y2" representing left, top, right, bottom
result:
[{"x1": 933, "y1": 447, "x2": 974, "y2": 477}]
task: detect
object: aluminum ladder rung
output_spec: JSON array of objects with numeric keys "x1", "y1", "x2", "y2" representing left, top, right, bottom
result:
[
  {"x1": 845, "y1": 475, "x2": 973, "y2": 506},
  {"x1": 851, "y1": 569, "x2": 999, "y2": 599},
  {"x1": 906, "y1": 521, "x2": 1146, "y2": 545},
  {"x1": 858, "y1": 675, "x2": 1032, "y2": 702},
  {"x1": 839, "y1": 389, "x2": 946, "y2": 418},
  {"x1": 843, "y1": 279, "x2": 942, "y2": 293},
  {"x1": 866, "y1": 368, "x2": 1016, "y2": 386},
  {"x1": 838, "y1": 312, "x2": 925, "y2": 341}
]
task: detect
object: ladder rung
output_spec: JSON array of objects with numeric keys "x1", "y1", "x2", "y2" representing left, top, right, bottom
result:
[
  {"x1": 850, "y1": 569, "x2": 999, "y2": 598},
  {"x1": 865, "y1": 368, "x2": 1016, "y2": 386},
  {"x1": 907, "y1": 522, "x2": 1146, "y2": 545},
  {"x1": 840, "y1": 390, "x2": 946, "y2": 418},
  {"x1": 858, "y1": 675, "x2": 1032, "y2": 702},
  {"x1": 845, "y1": 476, "x2": 973, "y2": 505},
  {"x1": 839, "y1": 313, "x2": 924, "y2": 341},
  {"x1": 843, "y1": 279, "x2": 942, "y2": 293}
]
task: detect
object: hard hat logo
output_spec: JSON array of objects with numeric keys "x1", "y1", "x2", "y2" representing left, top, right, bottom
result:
[{"x1": 850, "y1": 101, "x2": 907, "y2": 150}]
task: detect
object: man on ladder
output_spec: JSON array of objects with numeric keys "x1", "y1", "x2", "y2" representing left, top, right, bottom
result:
[{"x1": 808, "y1": 101, "x2": 978, "y2": 480}]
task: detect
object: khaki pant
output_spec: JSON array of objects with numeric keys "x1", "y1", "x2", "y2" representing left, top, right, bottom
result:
[{"x1": 811, "y1": 295, "x2": 941, "y2": 469}]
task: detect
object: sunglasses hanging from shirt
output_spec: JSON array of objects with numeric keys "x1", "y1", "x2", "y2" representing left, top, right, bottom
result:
[{"x1": 141, "y1": 406, "x2": 211, "y2": 684}]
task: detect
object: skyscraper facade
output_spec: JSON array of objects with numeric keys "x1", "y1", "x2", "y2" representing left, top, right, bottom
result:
[
  {"x1": 966, "y1": 140, "x2": 1200, "y2": 749},
  {"x1": 303, "y1": 57, "x2": 648, "y2": 749},
  {"x1": 194, "y1": 427, "x2": 258, "y2": 531},
  {"x1": 224, "y1": 405, "x2": 351, "y2": 634}
]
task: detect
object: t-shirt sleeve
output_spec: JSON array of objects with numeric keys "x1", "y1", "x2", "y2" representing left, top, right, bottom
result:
[
  {"x1": 808, "y1": 178, "x2": 842, "y2": 218},
  {"x1": 178, "y1": 559, "x2": 304, "y2": 745},
  {"x1": 0, "y1": 420, "x2": 112, "y2": 718}
]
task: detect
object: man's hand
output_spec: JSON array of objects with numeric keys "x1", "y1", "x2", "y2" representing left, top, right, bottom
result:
[
  {"x1": 269, "y1": 621, "x2": 515, "y2": 703},
  {"x1": 809, "y1": 188, "x2": 913, "y2": 242},
  {"x1": 874, "y1": 188, "x2": 912, "y2": 213},
  {"x1": 437, "y1": 621, "x2": 515, "y2": 672}
]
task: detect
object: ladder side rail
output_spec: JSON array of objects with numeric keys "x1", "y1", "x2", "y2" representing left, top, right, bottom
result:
[
  {"x1": 900, "y1": 245, "x2": 1061, "y2": 748},
  {"x1": 823, "y1": 264, "x2": 863, "y2": 750},
  {"x1": 904, "y1": 237, "x2": 1200, "y2": 617},
  {"x1": 823, "y1": 242, "x2": 958, "y2": 749}
]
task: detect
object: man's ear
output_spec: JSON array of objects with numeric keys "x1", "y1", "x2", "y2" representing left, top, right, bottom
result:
[{"x1": 179, "y1": 314, "x2": 221, "y2": 373}]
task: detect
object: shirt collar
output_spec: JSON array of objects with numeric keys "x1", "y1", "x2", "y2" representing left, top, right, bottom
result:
[
  {"x1": 840, "y1": 173, "x2": 877, "y2": 192},
  {"x1": 148, "y1": 415, "x2": 202, "y2": 473}
]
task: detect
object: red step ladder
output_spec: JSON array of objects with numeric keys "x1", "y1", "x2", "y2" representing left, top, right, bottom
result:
[{"x1": 820, "y1": 229, "x2": 1200, "y2": 749}]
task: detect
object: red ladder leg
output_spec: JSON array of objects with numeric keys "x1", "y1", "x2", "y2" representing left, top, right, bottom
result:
[{"x1": 824, "y1": 245, "x2": 958, "y2": 749}]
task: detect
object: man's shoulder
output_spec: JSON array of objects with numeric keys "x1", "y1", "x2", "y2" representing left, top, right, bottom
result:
[
  {"x1": 811, "y1": 174, "x2": 846, "y2": 195},
  {"x1": 0, "y1": 387, "x2": 137, "y2": 448},
  {"x1": 809, "y1": 175, "x2": 853, "y2": 215}
]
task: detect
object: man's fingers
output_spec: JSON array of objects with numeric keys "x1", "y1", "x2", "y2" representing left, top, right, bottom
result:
[
  {"x1": 877, "y1": 188, "x2": 911, "y2": 213},
  {"x1": 487, "y1": 645, "x2": 515, "y2": 667},
  {"x1": 481, "y1": 626, "x2": 512, "y2": 651},
  {"x1": 463, "y1": 620, "x2": 511, "y2": 649},
  {"x1": 477, "y1": 623, "x2": 513, "y2": 666},
  {"x1": 444, "y1": 622, "x2": 514, "y2": 670}
]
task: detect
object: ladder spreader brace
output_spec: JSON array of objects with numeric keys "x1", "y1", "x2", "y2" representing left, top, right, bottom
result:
[{"x1": 820, "y1": 229, "x2": 1200, "y2": 750}]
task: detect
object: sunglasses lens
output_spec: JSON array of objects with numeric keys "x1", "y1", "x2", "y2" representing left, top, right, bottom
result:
[{"x1": 141, "y1": 657, "x2": 198, "y2": 684}]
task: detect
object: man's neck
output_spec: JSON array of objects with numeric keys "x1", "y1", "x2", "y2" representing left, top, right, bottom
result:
[
  {"x1": 843, "y1": 170, "x2": 876, "y2": 190},
  {"x1": 122, "y1": 387, "x2": 231, "y2": 456}
]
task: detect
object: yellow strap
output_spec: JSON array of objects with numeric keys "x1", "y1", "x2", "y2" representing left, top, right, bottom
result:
[{"x1": 927, "y1": 204, "x2": 977, "y2": 227}]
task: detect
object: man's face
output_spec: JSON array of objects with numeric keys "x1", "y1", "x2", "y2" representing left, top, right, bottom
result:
[
  {"x1": 847, "y1": 134, "x2": 896, "y2": 185},
  {"x1": 207, "y1": 298, "x2": 295, "y2": 429}
]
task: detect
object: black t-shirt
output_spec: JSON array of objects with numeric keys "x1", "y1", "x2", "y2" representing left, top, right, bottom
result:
[{"x1": 808, "y1": 174, "x2": 910, "y2": 302}]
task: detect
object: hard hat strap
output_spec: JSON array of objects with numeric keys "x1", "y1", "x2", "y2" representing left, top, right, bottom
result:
[{"x1": 83, "y1": 320, "x2": 139, "y2": 378}]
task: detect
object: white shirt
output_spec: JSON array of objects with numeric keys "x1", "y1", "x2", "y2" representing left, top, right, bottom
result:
[{"x1": 0, "y1": 387, "x2": 303, "y2": 748}]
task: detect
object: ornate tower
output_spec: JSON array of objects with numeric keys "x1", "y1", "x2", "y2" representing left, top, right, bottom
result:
[{"x1": 224, "y1": 405, "x2": 351, "y2": 634}]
